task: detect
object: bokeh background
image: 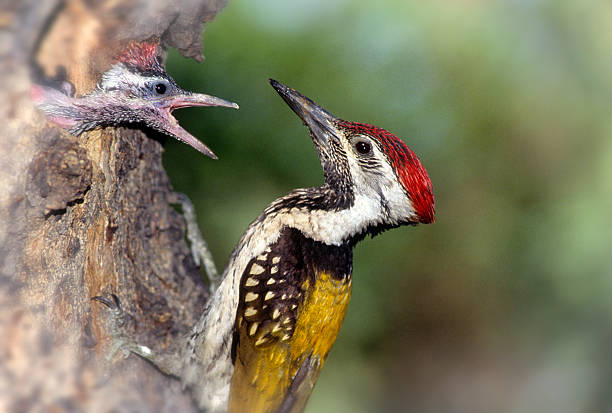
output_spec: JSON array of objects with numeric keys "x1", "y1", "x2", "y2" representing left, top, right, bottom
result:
[{"x1": 163, "y1": 1, "x2": 612, "y2": 412}]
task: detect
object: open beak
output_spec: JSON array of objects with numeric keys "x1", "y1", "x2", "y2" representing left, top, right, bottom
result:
[
  {"x1": 158, "y1": 92, "x2": 239, "y2": 159},
  {"x1": 269, "y1": 79, "x2": 338, "y2": 154}
]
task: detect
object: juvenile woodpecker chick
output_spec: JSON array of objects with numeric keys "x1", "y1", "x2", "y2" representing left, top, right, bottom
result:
[
  {"x1": 176, "y1": 80, "x2": 435, "y2": 413},
  {"x1": 31, "y1": 41, "x2": 238, "y2": 158}
]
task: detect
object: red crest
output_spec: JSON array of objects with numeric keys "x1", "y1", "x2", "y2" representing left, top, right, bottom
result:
[{"x1": 117, "y1": 41, "x2": 161, "y2": 71}]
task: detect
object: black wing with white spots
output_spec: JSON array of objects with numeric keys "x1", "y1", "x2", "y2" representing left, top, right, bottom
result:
[{"x1": 235, "y1": 243, "x2": 306, "y2": 348}]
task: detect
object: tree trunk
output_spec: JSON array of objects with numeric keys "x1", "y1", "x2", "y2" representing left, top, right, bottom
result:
[{"x1": 0, "y1": 1, "x2": 227, "y2": 411}]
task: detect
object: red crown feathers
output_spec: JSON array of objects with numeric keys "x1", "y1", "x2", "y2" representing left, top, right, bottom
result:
[{"x1": 117, "y1": 41, "x2": 161, "y2": 71}]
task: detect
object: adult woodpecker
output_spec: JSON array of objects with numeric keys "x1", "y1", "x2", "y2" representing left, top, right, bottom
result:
[
  {"x1": 95, "y1": 79, "x2": 434, "y2": 413},
  {"x1": 177, "y1": 79, "x2": 435, "y2": 413},
  {"x1": 31, "y1": 41, "x2": 238, "y2": 158}
]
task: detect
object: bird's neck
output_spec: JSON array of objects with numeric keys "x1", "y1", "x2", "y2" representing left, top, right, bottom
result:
[{"x1": 241, "y1": 184, "x2": 386, "y2": 250}]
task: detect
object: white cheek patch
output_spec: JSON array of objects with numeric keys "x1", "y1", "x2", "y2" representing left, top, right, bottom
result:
[
  {"x1": 374, "y1": 157, "x2": 416, "y2": 223},
  {"x1": 345, "y1": 141, "x2": 416, "y2": 225}
]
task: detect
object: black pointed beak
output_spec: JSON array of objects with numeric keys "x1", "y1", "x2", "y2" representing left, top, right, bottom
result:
[{"x1": 269, "y1": 79, "x2": 338, "y2": 152}]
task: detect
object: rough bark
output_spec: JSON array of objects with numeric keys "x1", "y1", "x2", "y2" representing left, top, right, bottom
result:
[{"x1": 0, "y1": 1, "x2": 227, "y2": 411}]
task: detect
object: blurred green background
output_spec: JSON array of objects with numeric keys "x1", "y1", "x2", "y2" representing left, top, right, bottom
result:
[{"x1": 163, "y1": 1, "x2": 612, "y2": 412}]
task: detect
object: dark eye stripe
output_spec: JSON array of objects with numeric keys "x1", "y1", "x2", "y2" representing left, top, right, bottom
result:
[{"x1": 358, "y1": 159, "x2": 383, "y2": 172}]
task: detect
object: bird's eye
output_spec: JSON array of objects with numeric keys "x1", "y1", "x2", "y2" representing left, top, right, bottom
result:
[
  {"x1": 154, "y1": 82, "x2": 167, "y2": 95},
  {"x1": 354, "y1": 140, "x2": 372, "y2": 155}
]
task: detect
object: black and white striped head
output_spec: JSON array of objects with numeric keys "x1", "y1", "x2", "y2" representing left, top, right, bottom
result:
[
  {"x1": 270, "y1": 79, "x2": 434, "y2": 241},
  {"x1": 95, "y1": 41, "x2": 239, "y2": 158},
  {"x1": 99, "y1": 42, "x2": 183, "y2": 101}
]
